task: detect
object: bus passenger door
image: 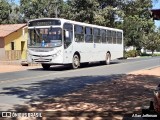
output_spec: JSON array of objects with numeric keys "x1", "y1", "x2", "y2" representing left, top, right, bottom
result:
[{"x1": 63, "y1": 23, "x2": 73, "y2": 63}]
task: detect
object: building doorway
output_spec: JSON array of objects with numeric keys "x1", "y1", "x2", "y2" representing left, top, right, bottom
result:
[{"x1": 21, "y1": 41, "x2": 25, "y2": 59}]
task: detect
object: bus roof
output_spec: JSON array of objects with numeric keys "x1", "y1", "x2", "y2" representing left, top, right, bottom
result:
[{"x1": 28, "y1": 18, "x2": 123, "y2": 32}]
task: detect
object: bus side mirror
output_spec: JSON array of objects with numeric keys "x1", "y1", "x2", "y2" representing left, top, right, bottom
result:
[{"x1": 64, "y1": 30, "x2": 69, "y2": 38}]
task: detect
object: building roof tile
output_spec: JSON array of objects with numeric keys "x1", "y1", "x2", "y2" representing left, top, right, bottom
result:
[{"x1": 0, "y1": 24, "x2": 27, "y2": 38}]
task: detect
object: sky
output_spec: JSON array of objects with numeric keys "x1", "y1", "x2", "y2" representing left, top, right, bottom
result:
[{"x1": 13, "y1": 0, "x2": 160, "y2": 28}]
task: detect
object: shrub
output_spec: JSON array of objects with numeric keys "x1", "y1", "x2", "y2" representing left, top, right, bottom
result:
[
  {"x1": 125, "y1": 50, "x2": 138, "y2": 57},
  {"x1": 153, "y1": 53, "x2": 160, "y2": 56}
]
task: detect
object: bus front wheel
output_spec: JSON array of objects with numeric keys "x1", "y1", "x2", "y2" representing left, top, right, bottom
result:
[
  {"x1": 106, "y1": 53, "x2": 111, "y2": 65},
  {"x1": 72, "y1": 54, "x2": 80, "y2": 69},
  {"x1": 42, "y1": 64, "x2": 50, "y2": 70}
]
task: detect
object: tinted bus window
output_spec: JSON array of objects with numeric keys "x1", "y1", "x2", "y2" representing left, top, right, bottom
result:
[
  {"x1": 64, "y1": 23, "x2": 73, "y2": 48},
  {"x1": 74, "y1": 25, "x2": 84, "y2": 42},
  {"x1": 85, "y1": 27, "x2": 93, "y2": 43},
  {"x1": 93, "y1": 28, "x2": 101, "y2": 43},
  {"x1": 107, "y1": 30, "x2": 112, "y2": 44},
  {"x1": 64, "y1": 23, "x2": 73, "y2": 31},
  {"x1": 101, "y1": 29, "x2": 106, "y2": 43},
  {"x1": 117, "y1": 32, "x2": 122, "y2": 44},
  {"x1": 85, "y1": 27, "x2": 92, "y2": 34},
  {"x1": 112, "y1": 31, "x2": 117, "y2": 44}
]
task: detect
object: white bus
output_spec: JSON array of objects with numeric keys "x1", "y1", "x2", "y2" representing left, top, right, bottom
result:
[{"x1": 27, "y1": 18, "x2": 123, "y2": 69}]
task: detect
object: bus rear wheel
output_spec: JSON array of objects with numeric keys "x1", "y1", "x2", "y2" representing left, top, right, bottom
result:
[
  {"x1": 42, "y1": 64, "x2": 50, "y2": 70},
  {"x1": 105, "y1": 53, "x2": 111, "y2": 65},
  {"x1": 72, "y1": 54, "x2": 80, "y2": 69}
]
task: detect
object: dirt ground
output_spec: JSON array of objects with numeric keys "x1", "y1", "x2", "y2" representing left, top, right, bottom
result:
[
  {"x1": 0, "y1": 64, "x2": 41, "y2": 73},
  {"x1": 130, "y1": 67, "x2": 160, "y2": 76},
  {"x1": 8, "y1": 66, "x2": 158, "y2": 120}
]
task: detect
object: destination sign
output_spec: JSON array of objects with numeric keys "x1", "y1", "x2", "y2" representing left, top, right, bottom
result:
[{"x1": 28, "y1": 20, "x2": 61, "y2": 27}]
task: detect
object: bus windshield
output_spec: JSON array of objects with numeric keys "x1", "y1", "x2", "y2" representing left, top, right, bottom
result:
[{"x1": 28, "y1": 28, "x2": 62, "y2": 48}]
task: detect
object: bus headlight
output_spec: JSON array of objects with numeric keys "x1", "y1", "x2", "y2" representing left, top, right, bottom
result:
[
  {"x1": 52, "y1": 50, "x2": 61, "y2": 57},
  {"x1": 52, "y1": 54, "x2": 57, "y2": 57}
]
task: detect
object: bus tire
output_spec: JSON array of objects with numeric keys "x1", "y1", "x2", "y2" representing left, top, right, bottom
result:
[
  {"x1": 42, "y1": 64, "x2": 50, "y2": 70},
  {"x1": 106, "y1": 53, "x2": 111, "y2": 65},
  {"x1": 72, "y1": 54, "x2": 80, "y2": 69}
]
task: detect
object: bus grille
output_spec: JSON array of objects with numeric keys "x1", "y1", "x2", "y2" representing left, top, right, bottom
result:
[
  {"x1": 30, "y1": 48, "x2": 53, "y2": 52},
  {"x1": 33, "y1": 55, "x2": 52, "y2": 57},
  {"x1": 33, "y1": 59, "x2": 51, "y2": 62}
]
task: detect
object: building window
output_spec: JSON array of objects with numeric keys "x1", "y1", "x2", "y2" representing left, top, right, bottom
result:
[{"x1": 11, "y1": 42, "x2": 14, "y2": 50}]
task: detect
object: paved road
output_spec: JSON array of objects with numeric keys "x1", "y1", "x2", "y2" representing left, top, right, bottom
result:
[{"x1": 0, "y1": 57, "x2": 160, "y2": 111}]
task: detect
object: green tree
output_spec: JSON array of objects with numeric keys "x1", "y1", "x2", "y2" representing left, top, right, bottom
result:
[
  {"x1": 20, "y1": 0, "x2": 63, "y2": 22},
  {"x1": 9, "y1": 2, "x2": 22, "y2": 23},
  {"x1": 0, "y1": 0, "x2": 12, "y2": 24},
  {"x1": 121, "y1": 0, "x2": 154, "y2": 50},
  {"x1": 63, "y1": 0, "x2": 99, "y2": 24},
  {"x1": 97, "y1": 0, "x2": 124, "y2": 27},
  {"x1": 143, "y1": 30, "x2": 160, "y2": 56},
  {"x1": 62, "y1": 0, "x2": 124, "y2": 27},
  {"x1": 60, "y1": 1, "x2": 72, "y2": 19}
]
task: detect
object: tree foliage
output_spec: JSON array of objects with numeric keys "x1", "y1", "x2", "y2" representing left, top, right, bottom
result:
[
  {"x1": 62, "y1": 0, "x2": 124, "y2": 27},
  {"x1": 20, "y1": 0, "x2": 63, "y2": 22},
  {"x1": 9, "y1": 2, "x2": 22, "y2": 23},
  {"x1": 143, "y1": 30, "x2": 160, "y2": 55},
  {"x1": 0, "y1": 0, "x2": 12, "y2": 24},
  {"x1": 121, "y1": 0, "x2": 155, "y2": 49}
]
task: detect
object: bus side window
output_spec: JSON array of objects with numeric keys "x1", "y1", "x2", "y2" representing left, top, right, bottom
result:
[
  {"x1": 113, "y1": 31, "x2": 117, "y2": 44},
  {"x1": 107, "y1": 30, "x2": 112, "y2": 44},
  {"x1": 117, "y1": 32, "x2": 122, "y2": 44},
  {"x1": 85, "y1": 27, "x2": 93, "y2": 43},
  {"x1": 101, "y1": 29, "x2": 106, "y2": 43},
  {"x1": 74, "y1": 25, "x2": 84, "y2": 42},
  {"x1": 63, "y1": 23, "x2": 73, "y2": 49},
  {"x1": 93, "y1": 28, "x2": 101, "y2": 43}
]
